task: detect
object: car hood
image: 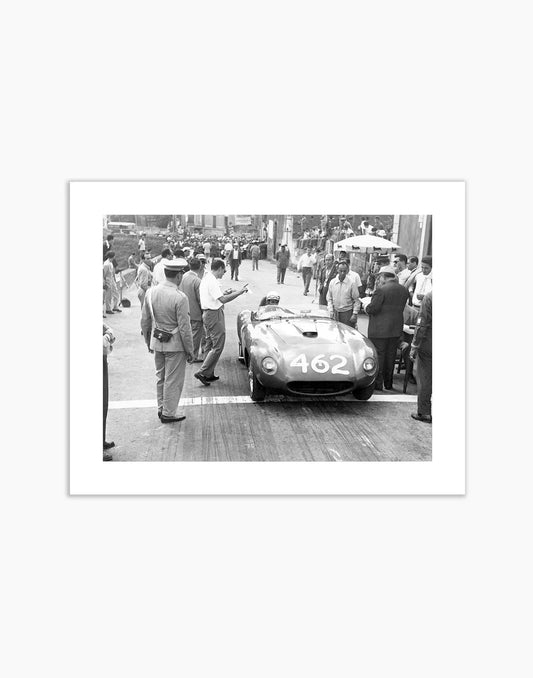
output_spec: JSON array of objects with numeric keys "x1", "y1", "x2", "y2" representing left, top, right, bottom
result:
[{"x1": 259, "y1": 318, "x2": 358, "y2": 346}]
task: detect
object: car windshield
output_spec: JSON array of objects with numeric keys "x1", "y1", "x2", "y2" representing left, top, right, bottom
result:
[{"x1": 256, "y1": 305, "x2": 330, "y2": 321}]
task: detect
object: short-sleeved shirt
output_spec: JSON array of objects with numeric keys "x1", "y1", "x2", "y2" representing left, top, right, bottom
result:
[{"x1": 199, "y1": 271, "x2": 223, "y2": 310}]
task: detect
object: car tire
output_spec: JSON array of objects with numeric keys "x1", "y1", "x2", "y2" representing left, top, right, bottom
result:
[
  {"x1": 353, "y1": 383, "x2": 375, "y2": 401},
  {"x1": 249, "y1": 369, "x2": 266, "y2": 401}
]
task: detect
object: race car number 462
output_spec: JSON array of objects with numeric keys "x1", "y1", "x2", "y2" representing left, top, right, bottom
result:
[{"x1": 289, "y1": 353, "x2": 349, "y2": 375}]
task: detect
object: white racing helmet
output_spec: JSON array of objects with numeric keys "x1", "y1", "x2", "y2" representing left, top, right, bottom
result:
[{"x1": 265, "y1": 291, "x2": 280, "y2": 305}]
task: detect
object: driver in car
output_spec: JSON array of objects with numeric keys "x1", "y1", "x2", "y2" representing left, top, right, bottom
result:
[{"x1": 259, "y1": 291, "x2": 281, "y2": 308}]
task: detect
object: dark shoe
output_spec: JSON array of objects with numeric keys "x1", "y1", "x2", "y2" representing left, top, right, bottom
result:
[
  {"x1": 192, "y1": 359, "x2": 204, "y2": 363},
  {"x1": 104, "y1": 441, "x2": 115, "y2": 450},
  {"x1": 384, "y1": 384, "x2": 394, "y2": 390},
  {"x1": 408, "y1": 376, "x2": 417, "y2": 384},
  {"x1": 106, "y1": 310, "x2": 114, "y2": 314},
  {"x1": 194, "y1": 372, "x2": 211, "y2": 386},
  {"x1": 112, "y1": 308, "x2": 122, "y2": 312},
  {"x1": 374, "y1": 385, "x2": 383, "y2": 391},
  {"x1": 411, "y1": 413, "x2": 432, "y2": 424},
  {"x1": 205, "y1": 375, "x2": 220, "y2": 381},
  {"x1": 103, "y1": 452, "x2": 113, "y2": 461},
  {"x1": 160, "y1": 415, "x2": 186, "y2": 423}
]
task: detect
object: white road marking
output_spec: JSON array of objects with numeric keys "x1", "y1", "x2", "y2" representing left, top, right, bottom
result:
[
  {"x1": 327, "y1": 448, "x2": 342, "y2": 461},
  {"x1": 109, "y1": 394, "x2": 417, "y2": 410}
]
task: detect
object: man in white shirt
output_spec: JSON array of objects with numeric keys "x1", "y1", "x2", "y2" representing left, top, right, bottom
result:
[
  {"x1": 297, "y1": 247, "x2": 316, "y2": 295},
  {"x1": 223, "y1": 241, "x2": 233, "y2": 260},
  {"x1": 412, "y1": 257, "x2": 432, "y2": 309},
  {"x1": 138, "y1": 234, "x2": 146, "y2": 254},
  {"x1": 326, "y1": 261, "x2": 361, "y2": 328},
  {"x1": 152, "y1": 248, "x2": 174, "y2": 286},
  {"x1": 394, "y1": 254, "x2": 411, "y2": 286},
  {"x1": 194, "y1": 258, "x2": 248, "y2": 386}
]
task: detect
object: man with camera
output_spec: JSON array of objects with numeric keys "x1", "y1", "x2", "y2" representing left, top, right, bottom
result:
[{"x1": 141, "y1": 258, "x2": 194, "y2": 423}]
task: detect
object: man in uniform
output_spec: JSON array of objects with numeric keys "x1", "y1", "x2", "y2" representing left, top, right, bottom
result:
[
  {"x1": 363, "y1": 265, "x2": 409, "y2": 391},
  {"x1": 141, "y1": 258, "x2": 195, "y2": 423},
  {"x1": 194, "y1": 258, "x2": 248, "y2": 386}
]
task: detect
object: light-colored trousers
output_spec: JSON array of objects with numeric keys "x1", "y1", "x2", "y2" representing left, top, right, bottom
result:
[
  {"x1": 190, "y1": 319, "x2": 205, "y2": 360},
  {"x1": 197, "y1": 308, "x2": 225, "y2": 378},
  {"x1": 138, "y1": 286, "x2": 148, "y2": 308},
  {"x1": 154, "y1": 351, "x2": 187, "y2": 417},
  {"x1": 104, "y1": 284, "x2": 117, "y2": 311}
]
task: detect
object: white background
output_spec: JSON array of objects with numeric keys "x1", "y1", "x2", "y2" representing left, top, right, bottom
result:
[
  {"x1": 71, "y1": 181, "x2": 465, "y2": 495},
  {"x1": 2, "y1": 2, "x2": 532, "y2": 677}
]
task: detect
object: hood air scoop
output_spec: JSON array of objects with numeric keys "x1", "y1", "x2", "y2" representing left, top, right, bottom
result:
[{"x1": 293, "y1": 319, "x2": 318, "y2": 338}]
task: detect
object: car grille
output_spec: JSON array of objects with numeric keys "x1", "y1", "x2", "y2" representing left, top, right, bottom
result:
[{"x1": 287, "y1": 381, "x2": 353, "y2": 395}]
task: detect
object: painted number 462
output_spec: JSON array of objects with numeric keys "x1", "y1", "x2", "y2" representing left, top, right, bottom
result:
[{"x1": 289, "y1": 353, "x2": 349, "y2": 375}]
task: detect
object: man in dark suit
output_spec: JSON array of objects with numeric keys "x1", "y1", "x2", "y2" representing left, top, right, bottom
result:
[
  {"x1": 410, "y1": 290, "x2": 432, "y2": 423},
  {"x1": 364, "y1": 265, "x2": 409, "y2": 390},
  {"x1": 229, "y1": 242, "x2": 242, "y2": 281}
]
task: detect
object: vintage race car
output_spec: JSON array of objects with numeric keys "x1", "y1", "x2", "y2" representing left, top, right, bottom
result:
[{"x1": 236, "y1": 304, "x2": 378, "y2": 401}]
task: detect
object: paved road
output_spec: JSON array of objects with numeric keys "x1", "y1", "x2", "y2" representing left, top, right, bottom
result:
[{"x1": 106, "y1": 258, "x2": 431, "y2": 461}]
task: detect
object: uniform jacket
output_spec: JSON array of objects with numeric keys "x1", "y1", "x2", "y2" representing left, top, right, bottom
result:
[
  {"x1": 366, "y1": 280, "x2": 409, "y2": 338},
  {"x1": 140, "y1": 282, "x2": 194, "y2": 354}
]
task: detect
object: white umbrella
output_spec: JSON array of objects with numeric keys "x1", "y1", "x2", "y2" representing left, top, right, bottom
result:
[{"x1": 334, "y1": 235, "x2": 400, "y2": 252}]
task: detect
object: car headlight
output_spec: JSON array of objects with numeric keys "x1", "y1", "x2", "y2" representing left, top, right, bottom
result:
[
  {"x1": 261, "y1": 357, "x2": 278, "y2": 374},
  {"x1": 363, "y1": 357, "x2": 376, "y2": 372}
]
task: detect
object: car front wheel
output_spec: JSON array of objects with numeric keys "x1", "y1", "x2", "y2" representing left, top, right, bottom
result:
[
  {"x1": 353, "y1": 383, "x2": 375, "y2": 401},
  {"x1": 249, "y1": 369, "x2": 266, "y2": 401}
]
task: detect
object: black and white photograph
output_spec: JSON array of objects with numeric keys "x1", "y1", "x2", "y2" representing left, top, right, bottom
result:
[
  {"x1": 102, "y1": 213, "x2": 433, "y2": 462},
  {"x1": 70, "y1": 180, "x2": 464, "y2": 495}
]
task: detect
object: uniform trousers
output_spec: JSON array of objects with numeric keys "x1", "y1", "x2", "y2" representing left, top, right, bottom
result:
[
  {"x1": 252, "y1": 257, "x2": 259, "y2": 270},
  {"x1": 190, "y1": 319, "x2": 205, "y2": 360},
  {"x1": 301, "y1": 267, "x2": 313, "y2": 293},
  {"x1": 277, "y1": 266, "x2": 287, "y2": 283},
  {"x1": 415, "y1": 349, "x2": 432, "y2": 416},
  {"x1": 154, "y1": 350, "x2": 187, "y2": 417},
  {"x1": 197, "y1": 308, "x2": 225, "y2": 378},
  {"x1": 370, "y1": 336, "x2": 400, "y2": 389}
]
